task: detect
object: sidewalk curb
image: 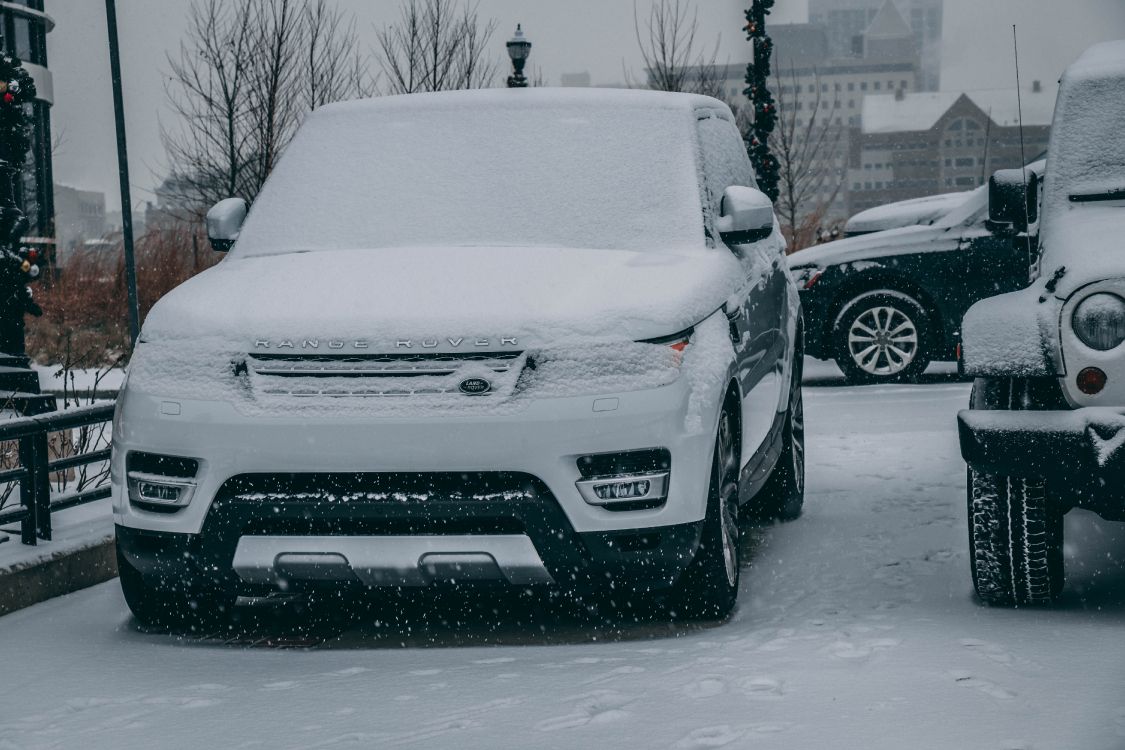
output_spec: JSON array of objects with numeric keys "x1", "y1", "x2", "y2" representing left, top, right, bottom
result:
[{"x1": 0, "y1": 536, "x2": 117, "y2": 616}]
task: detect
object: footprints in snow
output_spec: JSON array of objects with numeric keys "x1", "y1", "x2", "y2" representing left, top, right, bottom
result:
[
  {"x1": 534, "y1": 690, "x2": 635, "y2": 731},
  {"x1": 949, "y1": 669, "x2": 1017, "y2": 700},
  {"x1": 681, "y1": 674, "x2": 785, "y2": 700},
  {"x1": 826, "y1": 637, "x2": 901, "y2": 661},
  {"x1": 673, "y1": 722, "x2": 790, "y2": 749}
]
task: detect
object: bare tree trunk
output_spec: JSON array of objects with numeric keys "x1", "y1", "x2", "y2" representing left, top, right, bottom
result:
[{"x1": 766, "y1": 65, "x2": 846, "y2": 250}]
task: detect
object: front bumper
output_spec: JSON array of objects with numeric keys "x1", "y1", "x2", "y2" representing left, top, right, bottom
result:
[
  {"x1": 112, "y1": 375, "x2": 723, "y2": 592},
  {"x1": 958, "y1": 407, "x2": 1125, "y2": 519}
]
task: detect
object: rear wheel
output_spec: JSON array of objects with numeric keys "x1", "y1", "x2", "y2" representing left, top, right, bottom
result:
[
  {"x1": 117, "y1": 546, "x2": 235, "y2": 632},
  {"x1": 833, "y1": 291, "x2": 930, "y2": 384},
  {"x1": 671, "y1": 407, "x2": 740, "y2": 620},
  {"x1": 966, "y1": 377, "x2": 1065, "y2": 606}
]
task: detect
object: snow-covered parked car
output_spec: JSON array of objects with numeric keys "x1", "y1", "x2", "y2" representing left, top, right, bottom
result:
[
  {"x1": 788, "y1": 159, "x2": 1044, "y2": 384},
  {"x1": 112, "y1": 89, "x2": 804, "y2": 625},
  {"x1": 843, "y1": 191, "x2": 972, "y2": 237},
  {"x1": 959, "y1": 41, "x2": 1125, "y2": 606}
]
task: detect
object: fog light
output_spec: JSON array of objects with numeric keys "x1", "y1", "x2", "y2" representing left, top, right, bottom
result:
[
  {"x1": 576, "y1": 472, "x2": 669, "y2": 507},
  {"x1": 1076, "y1": 367, "x2": 1107, "y2": 395},
  {"x1": 127, "y1": 472, "x2": 197, "y2": 508},
  {"x1": 593, "y1": 479, "x2": 650, "y2": 500}
]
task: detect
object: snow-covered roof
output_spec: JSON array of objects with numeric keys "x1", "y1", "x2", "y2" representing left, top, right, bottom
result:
[
  {"x1": 1064, "y1": 39, "x2": 1125, "y2": 83},
  {"x1": 862, "y1": 88, "x2": 1056, "y2": 134},
  {"x1": 315, "y1": 87, "x2": 729, "y2": 118}
]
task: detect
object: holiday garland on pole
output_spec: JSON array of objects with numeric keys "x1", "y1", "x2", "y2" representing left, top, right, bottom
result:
[
  {"x1": 0, "y1": 47, "x2": 41, "y2": 355},
  {"x1": 743, "y1": 0, "x2": 780, "y2": 202}
]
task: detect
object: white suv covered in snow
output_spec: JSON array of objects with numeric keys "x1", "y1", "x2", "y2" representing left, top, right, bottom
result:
[
  {"x1": 959, "y1": 41, "x2": 1125, "y2": 605},
  {"x1": 113, "y1": 89, "x2": 804, "y2": 625}
]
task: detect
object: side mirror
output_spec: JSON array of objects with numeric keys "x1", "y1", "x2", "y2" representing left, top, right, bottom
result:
[
  {"x1": 716, "y1": 185, "x2": 774, "y2": 246},
  {"x1": 988, "y1": 168, "x2": 1038, "y2": 232},
  {"x1": 206, "y1": 197, "x2": 248, "y2": 252}
]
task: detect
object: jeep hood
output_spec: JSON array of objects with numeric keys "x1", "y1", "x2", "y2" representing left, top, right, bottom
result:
[
  {"x1": 141, "y1": 246, "x2": 743, "y2": 349},
  {"x1": 786, "y1": 224, "x2": 952, "y2": 270}
]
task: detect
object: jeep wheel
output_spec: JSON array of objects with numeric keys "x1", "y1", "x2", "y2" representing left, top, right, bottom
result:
[
  {"x1": 833, "y1": 291, "x2": 930, "y2": 384},
  {"x1": 672, "y1": 407, "x2": 741, "y2": 620},
  {"x1": 968, "y1": 468, "x2": 1063, "y2": 606},
  {"x1": 966, "y1": 377, "x2": 1065, "y2": 606},
  {"x1": 117, "y1": 546, "x2": 235, "y2": 632}
]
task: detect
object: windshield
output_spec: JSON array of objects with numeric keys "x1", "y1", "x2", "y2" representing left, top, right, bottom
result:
[
  {"x1": 234, "y1": 98, "x2": 706, "y2": 256},
  {"x1": 1045, "y1": 71, "x2": 1125, "y2": 210}
]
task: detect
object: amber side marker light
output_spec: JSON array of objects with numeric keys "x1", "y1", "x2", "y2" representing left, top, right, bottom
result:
[{"x1": 1077, "y1": 367, "x2": 1107, "y2": 395}]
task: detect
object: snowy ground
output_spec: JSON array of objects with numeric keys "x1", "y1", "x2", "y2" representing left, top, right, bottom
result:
[{"x1": 1, "y1": 377, "x2": 1124, "y2": 750}]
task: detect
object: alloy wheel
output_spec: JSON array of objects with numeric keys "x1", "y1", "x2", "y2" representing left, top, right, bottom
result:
[
  {"x1": 791, "y1": 389, "x2": 805, "y2": 496},
  {"x1": 847, "y1": 305, "x2": 918, "y2": 376},
  {"x1": 716, "y1": 411, "x2": 739, "y2": 586}
]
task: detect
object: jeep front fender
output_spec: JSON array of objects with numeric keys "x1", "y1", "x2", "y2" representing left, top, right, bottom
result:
[{"x1": 961, "y1": 284, "x2": 1063, "y2": 377}]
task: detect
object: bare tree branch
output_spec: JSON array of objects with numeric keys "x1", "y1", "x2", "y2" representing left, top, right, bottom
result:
[
  {"x1": 160, "y1": 0, "x2": 371, "y2": 219},
  {"x1": 375, "y1": 0, "x2": 499, "y2": 95},
  {"x1": 631, "y1": 0, "x2": 723, "y2": 99},
  {"x1": 766, "y1": 65, "x2": 846, "y2": 249}
]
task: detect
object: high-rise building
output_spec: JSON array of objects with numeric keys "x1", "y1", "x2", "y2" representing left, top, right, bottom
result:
[
  {"x1": 1, "y1": 1, "x2": 54, "y2": 244},
  {"x1": 809, "y1": 0, "x2": 942, "y2": 90}
]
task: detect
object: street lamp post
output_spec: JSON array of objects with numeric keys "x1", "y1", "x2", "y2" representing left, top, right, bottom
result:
[{"x1": 506, "y1": 24, "x2": 531, "y2": 88}]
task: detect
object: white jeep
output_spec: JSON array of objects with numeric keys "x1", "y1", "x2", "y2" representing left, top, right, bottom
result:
[{"x1": 959, "y1": 41, "x2": 1125, "y2": 605}]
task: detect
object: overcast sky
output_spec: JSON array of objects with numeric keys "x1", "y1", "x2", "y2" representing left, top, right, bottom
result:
[{"x1": 46, "y1": 0, "x2": 1125, "y2": 213}]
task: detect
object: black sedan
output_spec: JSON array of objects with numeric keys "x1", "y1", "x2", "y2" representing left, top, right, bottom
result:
[{"x1": 788, "y1": 164, "x2": 1043, "y2": 384}]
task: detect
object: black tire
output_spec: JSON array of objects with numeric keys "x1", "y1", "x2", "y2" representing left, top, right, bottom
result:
[
  {"x1": 117, "y1": 546, "x2": 235, "y2": 632},
  {"x1": 832, "y1": 290, "x2": 931, "y2": 384},
  {"x1": 968, "y1": 468, "x2": 1063, "y2": 606},
  {"x1": 671, "y1": 406, "x2": 741, "y2": 621},
  {"x1": 966, "y1": 377, "x2": 1065, "y2": 606},
  {"x1": 752, "y1": 359, "x2": 805, "y2": 521}
]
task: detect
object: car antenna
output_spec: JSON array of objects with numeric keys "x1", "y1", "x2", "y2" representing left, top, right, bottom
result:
[{"x1": 1011, "y1": 25, "x2": 1034, "y2": 270}]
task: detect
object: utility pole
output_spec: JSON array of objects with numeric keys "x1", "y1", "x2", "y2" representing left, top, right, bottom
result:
[{"x1": 105, "y1": 0, "x2": 140, "y2": 346}]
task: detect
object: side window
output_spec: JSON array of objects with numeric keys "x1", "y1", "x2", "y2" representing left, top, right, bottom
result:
[{"x1": 695, "y1": 112, "x2": 757, "y2": 239}]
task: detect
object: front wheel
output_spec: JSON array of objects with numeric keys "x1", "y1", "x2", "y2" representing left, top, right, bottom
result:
[
  {"x1": 967, "y1": 468, "x2": 1063, "y2": 606},
  {"x1": 833, "y1": 291, "x2": 930, "y2": 384},
  {"x1": 671, "y1": 407, "x2": 741, "y2": 620},
  {"x1": 966, "y1": 377, "x2": 1066, "y2": 606}
]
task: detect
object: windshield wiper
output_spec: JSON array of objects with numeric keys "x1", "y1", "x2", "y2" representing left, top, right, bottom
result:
[{"x1": 1069, "y1": 188, "x2": 1125, "y2": 203}]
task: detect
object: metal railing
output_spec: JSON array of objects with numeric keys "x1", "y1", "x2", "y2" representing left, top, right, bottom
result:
[{"x1": 0, "y1": 403, "x2": 115, "y2": 545}]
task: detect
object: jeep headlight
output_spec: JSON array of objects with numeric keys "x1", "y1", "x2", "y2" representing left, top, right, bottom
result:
[{"x1": 1072, "y1": 292, "x2": 1125, "y2": 350}]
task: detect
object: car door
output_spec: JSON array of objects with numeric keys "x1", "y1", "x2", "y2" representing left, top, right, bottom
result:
[{"x1": 695, "y1": 111, "x2": 785, "y2": 460}]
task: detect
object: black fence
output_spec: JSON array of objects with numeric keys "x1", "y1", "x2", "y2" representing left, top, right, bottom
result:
[{"x1": 0, "y1": 402, "x2": 115, "y2": 546}]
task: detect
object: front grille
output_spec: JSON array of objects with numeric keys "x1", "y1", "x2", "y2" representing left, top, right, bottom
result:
[
  {"x1": 220, "y1": 472, "x2": 543, "y2": 504},
  {"x1": 243, "y1": 351, "x2": 525, "y2": 398}
]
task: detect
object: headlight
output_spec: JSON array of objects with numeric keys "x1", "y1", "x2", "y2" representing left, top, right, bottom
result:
[
  {"x1": 791, "y1": 265, "x2": 822, "y2": 290},
  {"x1": 1072, "y1": 292, "x2": 1125, "y2": 350}
]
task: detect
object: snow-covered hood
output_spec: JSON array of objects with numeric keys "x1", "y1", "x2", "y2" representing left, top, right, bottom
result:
[
  {"x1": 844, "y1": 192, "x2": 968, "y2": 235},
  {"x1": 787, "y1": 224, "x2": 951, "y2": 269},
  {"x1": 142, "y1": 246, "x2": 741, "y2": 351}
]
